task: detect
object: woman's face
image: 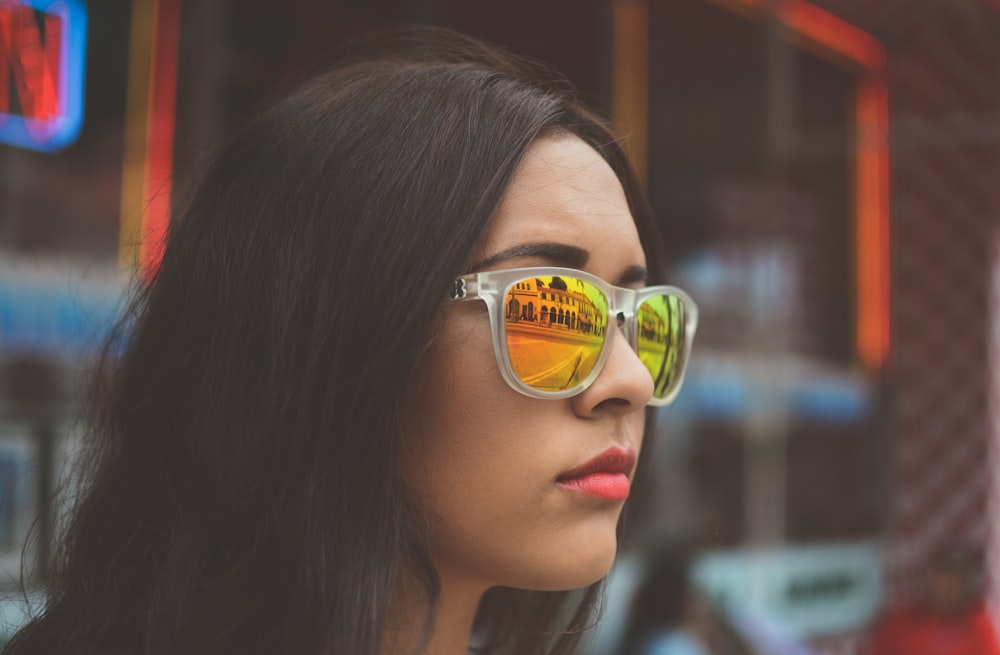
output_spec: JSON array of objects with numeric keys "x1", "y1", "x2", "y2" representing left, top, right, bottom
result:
[{"x1": 402, "y1": 134, "x2": 653, "y2": 595}]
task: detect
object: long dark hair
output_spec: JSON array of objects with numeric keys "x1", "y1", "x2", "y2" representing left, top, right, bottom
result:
[{"x1": 4, "y1": 28, "x2": 663, "y2": 655}]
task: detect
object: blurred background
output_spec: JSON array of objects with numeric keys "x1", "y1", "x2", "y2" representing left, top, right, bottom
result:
[{"x1": 1, "y1": 0, "x2": 999, "y2": 653}]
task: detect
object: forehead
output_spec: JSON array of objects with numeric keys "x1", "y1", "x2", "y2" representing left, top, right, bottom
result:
[{"x1": 476, "y1": 135, "x2": 646, "y2": 278}]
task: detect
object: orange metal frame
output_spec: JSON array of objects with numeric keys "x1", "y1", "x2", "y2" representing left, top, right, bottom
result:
[
  {"x1": 711, "y1": 0, "x2": 890, "y2": 370},
  {"x1": 119, "y1": 0, "x2": 181, "y2": 281}
]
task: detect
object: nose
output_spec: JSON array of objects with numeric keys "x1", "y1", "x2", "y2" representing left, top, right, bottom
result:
[{"x1": 570, "y1": 322, "x2": 654, "y2": 417}]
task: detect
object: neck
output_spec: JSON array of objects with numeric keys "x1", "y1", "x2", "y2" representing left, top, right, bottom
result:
[{"x1": 382, "y1": 566, "x2": 487, "y2": 655}]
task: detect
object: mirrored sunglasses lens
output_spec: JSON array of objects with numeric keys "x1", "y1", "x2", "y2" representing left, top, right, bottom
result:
[
  {"x1": 638, "y1": 294, "x2": 688, "y2": 400},
  {"x1": 504, "y1": 275, "x2": 609, "y2": 392}
]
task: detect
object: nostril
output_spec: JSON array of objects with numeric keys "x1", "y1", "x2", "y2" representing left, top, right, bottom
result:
[
  {"x1": 592, "y1": 397, "x2": 632, "y2": 413},
  {"x1": 616, "y1": 311, "x2": 625, "y2": 328}
]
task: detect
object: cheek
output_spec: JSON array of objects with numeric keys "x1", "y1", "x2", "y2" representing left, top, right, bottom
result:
[
  {"x1": 401, "y1": 313, "x2": 510, "y2": 507},
  {"x1": 400, "y1": 318, "x2": 630, "y2": 592},
  {"x1": 403, "y1": 323, "x2": 529, "y2": 576},
  {"x1": 404, "y1": 314, "x2": 507, "y2": 456}
]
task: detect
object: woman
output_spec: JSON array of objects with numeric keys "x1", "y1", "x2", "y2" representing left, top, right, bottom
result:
[{"x1": 4, "y1": 28, "x2": 697, "y2": 655}]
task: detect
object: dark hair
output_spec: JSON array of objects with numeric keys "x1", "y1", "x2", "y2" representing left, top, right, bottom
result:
[{"x1": 4, "y1": 28, "x2": 663, "y2": 655}]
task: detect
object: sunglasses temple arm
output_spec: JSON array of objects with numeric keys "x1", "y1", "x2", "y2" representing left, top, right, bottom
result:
[{"x1": 449, "y1": 275, "x2": 481, "y2": 302}]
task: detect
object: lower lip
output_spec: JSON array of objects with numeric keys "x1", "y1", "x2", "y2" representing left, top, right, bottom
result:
[{"x1": 557, "y1": 472, "x2": 631, "y2": 501}]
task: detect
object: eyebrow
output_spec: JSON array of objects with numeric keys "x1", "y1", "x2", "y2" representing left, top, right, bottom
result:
[
  {"x1": 619, "y1": 265, "x2": 649, "y2": 286},
  {"x1": 470, "y1": 241, "x2": 649, "y2": 286},
  {"x1": 470, "y1": 242, "x2": 589, "y2": 272}
]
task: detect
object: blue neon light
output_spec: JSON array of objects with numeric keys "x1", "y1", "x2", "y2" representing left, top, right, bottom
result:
[
  {"x1": 0, "y1": 276, "x2": 124, "y2": 356},
  {"x1": 0, "y1": 0, "x2": 88, "y2": 152},
  {"x1": 670, "y1": 368, "x2": 871, "y2": 423}
]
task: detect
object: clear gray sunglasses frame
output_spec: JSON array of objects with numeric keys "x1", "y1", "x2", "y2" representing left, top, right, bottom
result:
[{"x1": 448, "y1": 266, "x2": 698, "y2": 406}]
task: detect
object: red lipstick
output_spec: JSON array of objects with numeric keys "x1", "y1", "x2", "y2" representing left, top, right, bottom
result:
[{"x1": 556, "y1": 446, "x2": 637, "y2": 501}]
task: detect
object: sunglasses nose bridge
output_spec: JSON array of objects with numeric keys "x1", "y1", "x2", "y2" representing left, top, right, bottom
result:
[
  {"x1": 608, "y1": 286, "x2": 637, "y2": 312},
  {"x1": 609, "y1": 287, "x2": 639, "y2": 348}
]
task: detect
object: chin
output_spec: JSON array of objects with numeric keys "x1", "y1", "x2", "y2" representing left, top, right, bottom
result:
[
  {"x1": 509, "y1": 535, "x2": 619, "y2": 592},
  {"x1": 564, "y1": 545, "x2": 618, "y2": 589}
]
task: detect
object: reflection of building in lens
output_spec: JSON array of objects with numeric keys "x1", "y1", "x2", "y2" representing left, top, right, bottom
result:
[
  {"x1": 639, "y1": 302, "x2": 668, "y2": 346},
  {"x1": 638, "y1": 295, "x2": 692, "y2": 398},
  {"x1": 505, "y1": 276, "x2": 607, "y2": 336},
  {"x1": 505, "y1": 276, "x2": 609, "y2": 390},
  {"x1": 638, "y1": 298, "x2": 671, "y2": 395}
]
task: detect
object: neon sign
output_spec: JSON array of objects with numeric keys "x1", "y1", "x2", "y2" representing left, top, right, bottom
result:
[{"x1": 0, "y1": 0, "x2": 87, "y2": 152}]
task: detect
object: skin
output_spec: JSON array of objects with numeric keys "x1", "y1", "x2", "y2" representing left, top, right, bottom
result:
[{"x1": 395, "y1": 134, "x2": 654, "y2": 654}]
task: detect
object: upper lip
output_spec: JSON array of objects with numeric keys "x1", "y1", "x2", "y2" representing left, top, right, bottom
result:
[{"x1": 557, "y1": 446, "x2": 637, "y2": 481}]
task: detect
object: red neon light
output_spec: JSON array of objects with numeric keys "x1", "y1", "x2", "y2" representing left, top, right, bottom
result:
[
  {"x1": 139, "y1": 0, "x2": 181, "y2": 281},
  {"x1": 0, "y1": 4, "x2": 62, "y2": 121}
]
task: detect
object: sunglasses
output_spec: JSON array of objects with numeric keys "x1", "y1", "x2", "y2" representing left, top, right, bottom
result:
[{"x1": 449, "y1": 267, "x2": 698, "y2": 406}]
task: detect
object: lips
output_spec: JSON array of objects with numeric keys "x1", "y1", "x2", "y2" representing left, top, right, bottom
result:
[{"x1": 556, "y1": 446, "x2": 637, "y2": 501}]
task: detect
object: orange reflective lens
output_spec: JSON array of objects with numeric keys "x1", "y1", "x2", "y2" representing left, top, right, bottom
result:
[
  {"x1": 638, "y1": 293, "x2": 688, "y2": 400},
  {"x1": 503, "y1": 275, "x2": 609, "y2": 391}
]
